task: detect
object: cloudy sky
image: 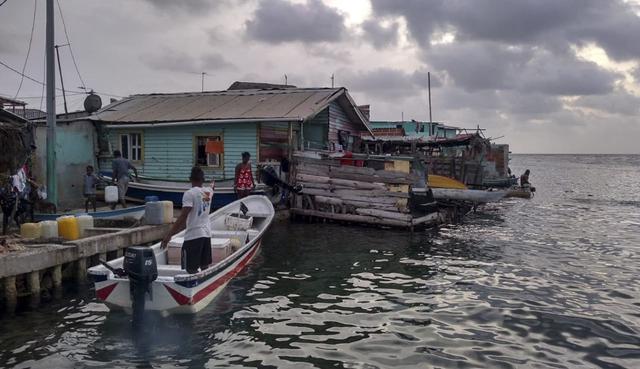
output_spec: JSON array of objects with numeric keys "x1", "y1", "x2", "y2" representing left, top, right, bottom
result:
[{"x1": 1, "y1": 0, "x2": 640, "y2": 153}]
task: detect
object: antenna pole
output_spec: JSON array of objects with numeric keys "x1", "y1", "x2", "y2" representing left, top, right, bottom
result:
[
  {"x1": 284, "y1": 74, "x2": 288, "y2": 85},
  {"x1": 55, "y1": 45, "x2": 68, "y2": 115},
  {"x1": 46, "y1": 0, "x2": 57, "y2": 206},
  {"x1": 428, "y1": 72, "x2": 432, "y2": 124},
  {"x1": 201, "y1": 72, "x2": 205, "y2": 92},
  {"x1": 331, "y1": 73, "x2": 335, "y2": 88}
]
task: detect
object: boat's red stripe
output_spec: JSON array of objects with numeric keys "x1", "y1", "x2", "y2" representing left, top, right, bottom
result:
[
  {"x1": 165, "y1": 240, "x2": 261, "y2": 306},
  {"x1": 96, "y1": 282, "x2": 118, "y2": 300}
]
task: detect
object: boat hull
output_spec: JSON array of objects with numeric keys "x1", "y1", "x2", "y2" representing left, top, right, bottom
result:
[
  {"x1": 94, "y1": 238, "x2": 262, "y2": 315},
  {"x1": 432, "y1": 188, "x2": 506, "y2": 203}
]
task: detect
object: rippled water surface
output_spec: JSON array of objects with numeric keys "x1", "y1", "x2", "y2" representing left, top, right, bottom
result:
[{"x1": 2, "y1": 155, "x2": 640, "y2": 368}]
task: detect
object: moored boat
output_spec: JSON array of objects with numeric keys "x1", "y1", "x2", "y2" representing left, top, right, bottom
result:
[
  {"x1": 99, "y1": 173, "x2": 265, "y2": 208},
  {"x1": 33, "y1": 205, "x2": 146, "y2": 222},
  {"x1": 87, "y1": 195, "x2": 274, "y2": 316},
  {"x1": 506, "y1": 185, "x2": 534, "y2": 199},
  {"x1": 432, "y1": 188, "x2": 507, "y2": 203}
]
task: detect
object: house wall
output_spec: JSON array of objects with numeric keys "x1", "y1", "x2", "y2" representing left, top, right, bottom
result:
[
  {"x1": 328, "y1": 101, "x2": 362, "y2": 148},
  {"x1": 34, "y1": 121, "x2": 97, "y2": 208},
  {"x1": 103, "y1": 123, "x2": 258, "y2": 181},
  {"x1": 303, "y1": 108, "x2": 329, "y2": 149}
]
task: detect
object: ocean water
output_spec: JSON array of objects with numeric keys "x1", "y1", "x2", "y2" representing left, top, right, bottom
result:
[{"x1": 1, "y1": 154, "x2": 639, "y2": 369}]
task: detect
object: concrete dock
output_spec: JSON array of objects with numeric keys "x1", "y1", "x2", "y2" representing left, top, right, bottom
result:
[{"x1": 0, "y1": 223, "x2": 171, "y2": 312}]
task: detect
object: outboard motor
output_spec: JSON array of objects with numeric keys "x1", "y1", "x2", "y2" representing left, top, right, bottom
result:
[{"x1": 123, "y1": 247, "x2": 157, "y2": 323}]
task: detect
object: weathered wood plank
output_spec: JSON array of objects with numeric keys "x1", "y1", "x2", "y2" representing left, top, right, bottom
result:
[
  {"x1": 356, "y1": 208, "x2": 413, "y2": 222},
  {"x1": 290, "y1": 209, "x2": 410, "y2": 228}
]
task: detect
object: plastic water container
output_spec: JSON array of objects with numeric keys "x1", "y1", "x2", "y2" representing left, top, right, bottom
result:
[
  {"x1": 211, "y1": 238, "x2": 231, "y2": 262},
  {"x1": 144, "y1": 195, "x2": 159, "y2": 203},
  {"x1": 40, "y1": 220, "x2": 58, "y2": 238},
  {"x1": 105, "y1": 186, "x2": 118, "y2": 203},
  {"x1": 77, "y1": 214, "x2": 94, "y2": 238},
  {"x1": 57, "y1": 216, "x2": 80, "y2": 240},
  {"x1": 161, "y1": 201, "x2": 174, "y2": 224},
  {"x1": 20, "y1": 223, "x2": 41, "y2": 239},
  {"x1": 145, "y1": 201, "x2": 164, "y2": 225}
]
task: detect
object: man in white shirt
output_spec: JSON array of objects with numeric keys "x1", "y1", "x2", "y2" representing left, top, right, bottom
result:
[{"x1": 161, "y1": 167, "x2": 214, "y2": 274}]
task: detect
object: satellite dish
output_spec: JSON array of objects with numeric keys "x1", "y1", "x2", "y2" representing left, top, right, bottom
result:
[{"x1": 84, "y1": 93, "x2": 102, "y2": 113}]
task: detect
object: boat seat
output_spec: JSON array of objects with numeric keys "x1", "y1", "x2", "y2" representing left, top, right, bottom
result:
[{"x1": 157, "y1": 264, "x2": 187, "y2": 277}]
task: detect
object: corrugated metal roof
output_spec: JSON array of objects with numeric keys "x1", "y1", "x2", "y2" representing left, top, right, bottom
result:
[{"x1": 90, "y1": 88, "x2": 347, "y2": 124}]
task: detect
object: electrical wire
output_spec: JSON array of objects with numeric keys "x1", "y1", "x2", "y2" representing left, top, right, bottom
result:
[
  {"x1": 14, "y1": 0, "x2": 37, "y2": 98},
  {"x1": 56, "y1": 0, "x2": 86, "y2": 90},
  {"x1": 0, "y1": 0, "x2": 8, "y2": 8},
  {"x1": 0, "y1": 59, "x2": 124, "y2": 98}
]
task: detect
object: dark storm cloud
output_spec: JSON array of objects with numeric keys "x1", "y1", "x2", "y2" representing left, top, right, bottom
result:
[
  {"x1": 305, "y1": 45, "x2": 353, "y2": 63},
  {"x1": 427, "y1": 42, "x2": 617, "y2": 95},
  {"x1": 341, "y1": 67, "x2": 441, "y2": 100},
  {"x1": 427, "y1": 42, "x2": 531, "y2": 92},
  {"x1": 369, "y1": 0, "x2": 640, "y2": 61},
  {"x1": 245, "y1": 0, "x2": 346, "y2": 44},
  {"x1": 574, "y1": 90, "x2": 640, "y2": 116},
  {"x1": 361, "y1": 20, "x2": 399, "y2": 49}
]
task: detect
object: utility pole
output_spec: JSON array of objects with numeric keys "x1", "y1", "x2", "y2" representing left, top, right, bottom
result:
[
  {"x1": 331, "y1": 73, "x2": 335, "y2": 88},
  {"x1": 428, "y1": 72, "x2": 432, "y2": 124},
  {"x1": 46, "y1": 0, "x2": 57, "y2": 206},
  {"x1": 201, "y1": 72, "x2": 206, "y2": 92},
  {"x1": 284, "y1": 74, "x2": 288, "y2": 86},
  {"x1": 54, "y1": 44, "x2": 69, "y2": 115}
]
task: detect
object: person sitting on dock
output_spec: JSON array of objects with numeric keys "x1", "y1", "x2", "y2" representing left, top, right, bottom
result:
[
  {"x1": 84, "y1": 165, "x2": 99, "y2": 212},
  {"x1": 161, "y1": 167, "x2": 214, "y2": 274},
  {"x1": 520, "y1": 169, "x2": 531, "y2": 188},
  {"x1": 111, "y1": 150, "x2": 138, "y2": 209},
  {"x1": 234, "y1": 152, "x2": 255, "y2": 199}
]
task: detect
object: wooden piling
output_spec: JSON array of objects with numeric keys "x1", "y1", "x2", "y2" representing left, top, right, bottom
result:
[
  {"x1": 76, "y1": 257, "x2": 87, "y2": 284},
  {"x1": 3, "y1": 276, "x2": 17, "y2": 312},
  {"x1": 28, "y1": 271, "x2": 41, "y2": 307}
]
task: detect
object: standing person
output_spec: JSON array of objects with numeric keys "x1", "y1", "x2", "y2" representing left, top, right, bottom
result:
[
  {"x1": 161, "y1": 167, "x2": 214, "y2": 274},
  {"x1": 234, "y1": 152, "x2": 255, "y2": 199},
  {"x1": 111, "y1": 150, "x2": 138, "y2": 209},
  {"x1": 83, "y1": 165, "x2": 98, "y2": 212},
  {"x1": 520, "y1": 169, "x2": 531, "y2": 187}
]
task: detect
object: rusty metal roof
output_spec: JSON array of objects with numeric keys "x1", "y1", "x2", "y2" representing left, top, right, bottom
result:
[{"x1": 90, "y1": 88, "x2": 351, "y2": 124}]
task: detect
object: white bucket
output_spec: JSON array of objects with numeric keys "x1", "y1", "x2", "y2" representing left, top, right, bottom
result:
[
  {"x1": 105, "y1": 186, "x2": 118, "y2": 203},
  {"x1": 77, "y1": 215, "x2": 94, "y2": 238}
]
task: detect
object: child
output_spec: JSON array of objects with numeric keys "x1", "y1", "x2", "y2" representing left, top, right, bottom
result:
[{"x1": 84, "y1": 165, "x2": 98, "y2": 212}]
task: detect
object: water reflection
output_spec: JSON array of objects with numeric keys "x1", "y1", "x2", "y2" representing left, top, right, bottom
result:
[{"x1": 1, "y1": 155, "x2": 640, "y2": 368}]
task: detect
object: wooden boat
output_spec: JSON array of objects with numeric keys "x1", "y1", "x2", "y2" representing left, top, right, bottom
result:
[
  {"x1": 428, "y1": 175, "x2": 467, "y2": 189},
  {"x1": 431, "y1": 188, "x2": 506, "y2": 203},
  {"x1": 88, "y1": 195, "x2": 274, "y2": 316},
  {"x1": 33, "y1": 205, "x2": 146, "y2": 222},
  {"x1": 99, "y1": 173, "x2": 265, "y2": 208}
]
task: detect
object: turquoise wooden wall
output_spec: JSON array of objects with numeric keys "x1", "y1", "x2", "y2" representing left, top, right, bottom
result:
[
  {"x1": 104, "y1": 122, "x2": 257, "y2": 181},
  {"x1": 304, "y1": 108, "x2": 329, "y2": 149}
]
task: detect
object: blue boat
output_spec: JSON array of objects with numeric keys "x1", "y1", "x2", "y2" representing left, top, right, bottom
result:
[
  {"x1": 33, "y1": 205, "x2": 146, "y2": 222},
  {"x1": 99, "y1": 173, "x2": 265, "y2": 209}
]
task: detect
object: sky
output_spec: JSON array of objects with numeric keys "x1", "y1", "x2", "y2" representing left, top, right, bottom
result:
[{"x1": 1, "y1": 0, "x2": 640, "y2": 154}]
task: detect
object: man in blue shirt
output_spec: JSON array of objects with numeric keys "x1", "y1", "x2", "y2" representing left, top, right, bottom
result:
[{"x1": 111, "y1": 150, "x2": 138, "y2": 209}]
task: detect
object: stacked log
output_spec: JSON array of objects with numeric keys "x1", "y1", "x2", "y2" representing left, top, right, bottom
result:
[{"x1": 290, "y1": 154, "x2": 442, "y2": 228}]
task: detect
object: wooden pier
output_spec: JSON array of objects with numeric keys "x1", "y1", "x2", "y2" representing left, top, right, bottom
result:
[{"x1": 0, "y1": 223, "x2": 171, "y2": 312}]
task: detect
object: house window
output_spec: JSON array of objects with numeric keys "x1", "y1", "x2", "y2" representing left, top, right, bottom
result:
[
  {"x1": 195, "y1": 135, "x2": 222, "y2": 167},
  {"x1": 120, "y1": 133, "x2": 142, "y2": 161}
]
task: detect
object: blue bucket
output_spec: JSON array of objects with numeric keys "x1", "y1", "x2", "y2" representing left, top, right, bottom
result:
[{"x1": 144, "y1": 195, "x2": 159, "y2": 203}]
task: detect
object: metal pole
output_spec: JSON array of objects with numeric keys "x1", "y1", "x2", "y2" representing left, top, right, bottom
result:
[
  {"x1": 55, "y1": 45, "x2": 68, "y2": 115},
  {"x1": 46, "y1": 0, "x2": 57, "y2": 206},
  {"x1": 428, "y1": 72, "x2": 432, "y2": 123},
  {"x1": 201, "y1": 72, "x2": 205, "y2": 92}
]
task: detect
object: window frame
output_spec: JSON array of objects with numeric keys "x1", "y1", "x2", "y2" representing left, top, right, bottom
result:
[
  {"x1": 193, "y1": 133, "x2": 224, "y2": 169},
  {"x1": 118, "y1": 131, "x2": 144, "y2": 163}
]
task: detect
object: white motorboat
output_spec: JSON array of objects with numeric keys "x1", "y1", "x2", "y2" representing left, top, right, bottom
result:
[
  {"x1": 431, "y1": 188, "x2": 507, "y2": 203},
  {"x1": 88, "y1": 195, "x2": 274, "y2": 316}
]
